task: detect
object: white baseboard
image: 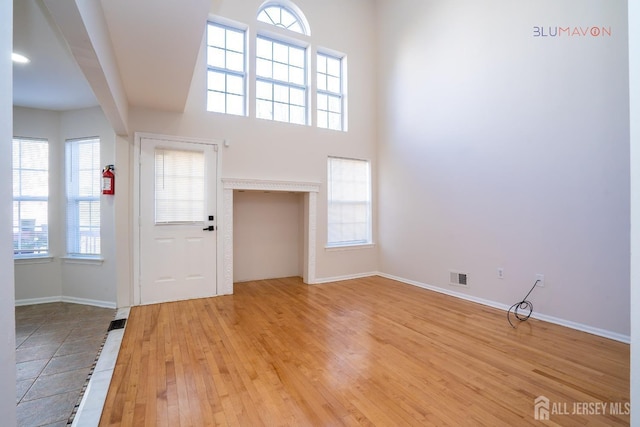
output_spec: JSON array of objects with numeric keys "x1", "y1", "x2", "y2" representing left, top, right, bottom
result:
[
  {"x1": 376, "y1": 272, "x2": 630, "y2": 344},
  {"x1": 62, "y1": 296, "x2": 117, "y2": 309},
  {"x1": 313, "y1": 271, "x2": 378, "y2": 285},
  {"x1": 16, "y1": 295, "x2": 116, "y2": 309},
  {"x1": 15, "y1": 296, "x2": 62, "y2": 306}
]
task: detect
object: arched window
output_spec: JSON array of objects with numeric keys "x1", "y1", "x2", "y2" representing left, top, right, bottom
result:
[
  {"x1": 257, "y1": 3, "x2": 309, "y2": 35},
  {"x1": 255, "y1": 2, "x2": 310, "y2": 125}
]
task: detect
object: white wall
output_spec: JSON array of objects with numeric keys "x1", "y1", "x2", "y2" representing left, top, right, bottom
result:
[
  {"x1": 13, "y1": 106, "x2": 117, "y2": 306},
  {"x1": 126, "y1": 0, "x2": 379, "y2": 285},
  {"x1": 629, "y1": 0, "x2": 639, "y2": 420},
  {"x1": 0, "y1": 0, "x2": 17, "y2": 423},
  {"x1": 376, "y1": 0, "x2": 630, "y2": 337},
  {"x1": 233, "y1": 191, "x2": 303, "y2": 282},
  {"x1": 114, "y1": 135, "x2": 132, "y2": 308}
]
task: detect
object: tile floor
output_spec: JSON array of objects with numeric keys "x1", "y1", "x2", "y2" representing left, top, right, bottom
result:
[{"x1": 15, "y1": 302, "x2": 116, "y2": 427}]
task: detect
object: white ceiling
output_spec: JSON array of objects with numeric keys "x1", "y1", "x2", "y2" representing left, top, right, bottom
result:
[
  {"x1": 100, "y1": 0, "x2": 210, "y2": 112},
  {"x1": 13, "y1": 0, "x2": 210, "y2": 119},
  {"x1": 13, "y1": 0, "x2": 98, "y2": 111}
]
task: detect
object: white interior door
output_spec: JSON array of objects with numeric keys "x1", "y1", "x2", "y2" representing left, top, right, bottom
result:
[{"x1": 139, "y1": 137, "x2": 217, "y2": 304}]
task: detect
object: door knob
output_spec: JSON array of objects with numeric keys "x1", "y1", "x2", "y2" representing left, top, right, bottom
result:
[{"x1": 203, "y1": 225, "x2": 214, "y2": 231}]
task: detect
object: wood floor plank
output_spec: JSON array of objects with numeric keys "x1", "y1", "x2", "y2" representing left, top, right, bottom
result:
[{"x1": 100, "y1": 276, "x2": 629, "y2": 426}]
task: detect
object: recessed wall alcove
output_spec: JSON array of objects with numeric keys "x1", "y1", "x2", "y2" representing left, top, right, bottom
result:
[{"x1": 221, "y1": 178, "x2": 321, "y2": 294}]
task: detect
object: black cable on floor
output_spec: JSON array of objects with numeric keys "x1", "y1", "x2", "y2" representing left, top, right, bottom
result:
[{"x1": 507, "y1": 279, "x2": 541, "y2": 328}]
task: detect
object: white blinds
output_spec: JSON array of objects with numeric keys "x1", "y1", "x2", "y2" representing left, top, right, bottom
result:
[
  {"x1": 12, "y1": 138, "x2": 49, "y2": 256},
  {"x1": 66, "y1": 138, "x2": 101, "y2": 255},
  {"x1": 155, "y1": 148, "x2": 205, "y2": 224},
  {"x1": 327, "y1": 157, "x2": 371, "y2": 246}
]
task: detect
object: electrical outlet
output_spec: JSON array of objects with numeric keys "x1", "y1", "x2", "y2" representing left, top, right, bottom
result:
[
  {"x1": 497, "y1": 268, "x2": 504, "y2": 279},
  {"x1": 535, "y1": 274, "x2": 545, "y2": 287}
]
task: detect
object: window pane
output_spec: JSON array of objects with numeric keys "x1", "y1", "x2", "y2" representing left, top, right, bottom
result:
[
  {"x1": 274, "y1": 84, "x2": 289, "y2": 103},
  {"x1": 317, "y1": 55, "x2": 327, "y2": 73},
  {"x1": 227, "y1": 94, "x2": 245, "y2": 116},
  {"x1": 257, "y1": 58, "x2": 273, "y2": 79},
  {"x1": 20, "y1": 170, "x2": 48, "y2": 197},
  {"x1": 207, "y1": 25, "x2": 225, "y2": 47},
  {"x1": 227, "y1": 74, "x2": 244, "y2": 96},
  {"x1": 256, "y1": 80, "x2": 273, "y2": 100},
  {"x1": 13, "y1": 201, "x2": 49, "y2": 255},
  {"x1": 327, "y1": 57, "x2": 341, "y2": 76},
  {"x1": 12, "y1": 170, "x2": 19, "y2": 195},
  {"x1": 66, "y1": 138, "x2": 100, "y2": 255},
  {"x1": 317, "y1": 53, "x2": 344, "y2": 131},
  {"x1": 273, "y1": 62, "x2": 288, "y2": 82},
  {"x1": 208, "y1": 70, "x2": 225, "y2": 92},
  {"x1": 256, "y1": 37, "x2": 307, "y2": 125},
  {"x1": 290, "y1": 48, "x2": 305, "y2": 68},
  {"x1": 318, "y1": 93, "x2": 328, "y2": 110},
  {"x1": 13, "y1": 138, "x2": 49, "y2": 256},
  {"x1": 289, "y1": 66, "x2": 304, "y2": 85},
  {"x1": 207, "y1": 91, "x2": 225, "y2": 113},
  {"x1": 207, "y1": 22, "x2": 246, "y2": 115},
  {"x1": 20, "y1": 142, "x2": 48, "y2": 169},
  {"x1": 290, "y1": 87, "x2": 305, "y2": 106},
  {"x1": 273, "y1": 43, "x2": 288, "y2": 63},
  {"x1": 207, "y1": 47, "x2": 225, "y2": 68},
  {"x1": 226, "y1": 51, "x2": 244, "y2": 72},
  {"x1": 289, "y1": 22, "x2": 303, "y2": 34},
  {"x1": 256, "y1": 99, "x2": 273, "y2": 120},
  {"x1": 257, "y1": 5, "x2": 306, "y2": 35},
  {"x1": 328, "y1": 76, "x2": 341, "y2": 93},
  {"x1": 329, "y1": 113, "x2": 342, "y2": 131},
  {"x1": 273, "y1": 103, "x2": 289, "y2": 122},
  {"x1": 256, "y1": 38, "x2": 273, "y2": 59},
  {"x1": 281, "y1": 9, "x2": 297, "y2": 29},
  {"x1": 329, "y1": 95, "x2": 341, "y2": 113},
  {"x1": 327, "y1": 157, "x2": 371, "y2": 246},
  {"x1": 226, "y1": 30, "x2": 244, "y2": 52},
  {"x1": 318, "y1": 110, "x2": 328, "y2": 129},
  {"x1": 155, "y1": 149, "x2": 205, "y2": 224},
  {"x1": 318, "y1": 75, "x2": 327, "y2": 91},
  {"x1": 290, "y1": 106, "x2": 306, "y2": 125}
]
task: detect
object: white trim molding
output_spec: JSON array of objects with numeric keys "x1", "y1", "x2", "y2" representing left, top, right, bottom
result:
[
  {"x1": 61, "y1": 296, "x2": 117, "y2": 309},
  {"x1": 314, "y1": 271, "x2": 377, "y2": 285},
  {"x1": 15, "y1": 296, "x2": 61, "y2": 306},
  {"x1": 222, "y1": 178, "x2": 320, "y2": 193},
  {"x1": 16, "y1": 296, "x2": 116, "y2": 309},
  {"x1": 377, "y1": 272, "x2": 630, "y2": 344},
  {"x1": 61, "y1": 256, "x2": 104, "y2": 265},
  {"x1": 221, "y1": 178, "x2": 321, "y2": 293}
]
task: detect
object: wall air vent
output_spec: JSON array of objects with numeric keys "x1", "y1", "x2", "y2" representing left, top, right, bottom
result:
[{"x1": 450, "y1": 271, "x2": 468, "y2": 287}]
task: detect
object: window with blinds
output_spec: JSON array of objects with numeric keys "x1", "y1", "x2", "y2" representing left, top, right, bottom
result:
[
  {"x1": 327, "y1": 157, "x2": 372, "y2": 246},
  {"x1": 155, "y1": 148, "x2": 205, "y2": 224},
  {"x1": 13, "y1": 137, "x2": 49, "y2": 256},
  {"x1": 66, "y1": 138, "x2": 101, "y2": 256}
]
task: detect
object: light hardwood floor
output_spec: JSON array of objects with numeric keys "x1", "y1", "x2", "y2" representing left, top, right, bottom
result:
[{"x1": 100, "y1": 276, "x2": 629, "y2": 426}]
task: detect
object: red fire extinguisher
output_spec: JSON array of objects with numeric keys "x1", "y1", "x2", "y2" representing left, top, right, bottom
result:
[{"x1": 102, "y1": 165, "x2": 115, "y2": 195}]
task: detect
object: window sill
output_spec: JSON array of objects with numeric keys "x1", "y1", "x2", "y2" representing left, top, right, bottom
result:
[
  {"x1": 14, "y1": 256, "x2": 54, "y2": 265},
  {"x1": 325, "y1": 243, "x2": 376, "y2": 252},
  {"x1": 61, "y1": 256, "x2": 104, "y2": 266}
]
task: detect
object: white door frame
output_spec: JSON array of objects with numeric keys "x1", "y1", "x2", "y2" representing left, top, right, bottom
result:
[{"x1": 133, "y1": 132, "x2": 224, "y2": 306}]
